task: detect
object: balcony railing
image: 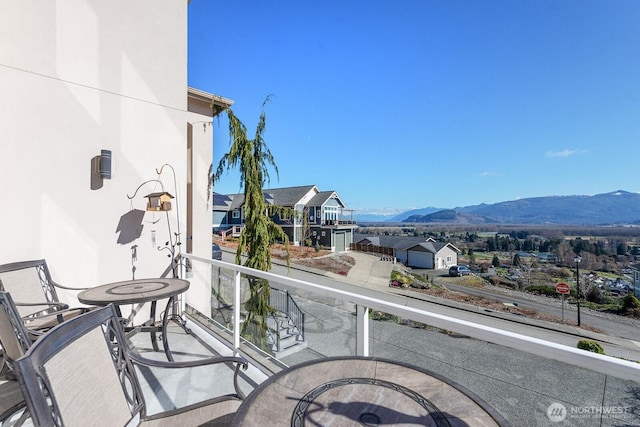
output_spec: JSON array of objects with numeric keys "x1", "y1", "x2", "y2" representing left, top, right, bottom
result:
[
  {"x1": 181, "y1": 253, "x2": 640, "y2": 425},
  {"x1": 321, "y1": 219, "x2": 357, "y2": 226}
]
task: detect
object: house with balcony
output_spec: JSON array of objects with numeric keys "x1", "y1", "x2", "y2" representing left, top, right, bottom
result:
[
  {"x1": 213, "y1": 185, "x2": 357, "y2": 252},
  {"x1": 2, "y1": 2, "x2": 640, "y2": 426}
]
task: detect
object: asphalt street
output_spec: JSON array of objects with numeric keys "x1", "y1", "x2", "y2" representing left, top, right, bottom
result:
[{"x1": 440, "y1": 281, "x2": 640, "y2": 343}]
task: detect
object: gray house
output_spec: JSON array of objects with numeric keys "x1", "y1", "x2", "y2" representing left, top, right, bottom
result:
[
  {"x1": 213, "y1": 185, "x2": 357, "y2": 252},
  {"x1": 353, "y1": 234, "x2": 459, "y2": 269}
]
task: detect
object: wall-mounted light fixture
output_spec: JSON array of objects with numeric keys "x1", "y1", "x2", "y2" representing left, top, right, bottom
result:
[{"x1": 97, "y1": 149, "x2": 113, "y2": 179}]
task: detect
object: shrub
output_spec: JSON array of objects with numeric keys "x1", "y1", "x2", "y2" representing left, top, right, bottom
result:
[
  {"x1": 370, "y1": 311, "x2": 400, "y2": 322},
  {"x1": 627, "y1": 308, "x2": 640, "y2": 318},
  {"x1": 488, "y1": 276, "x2": 517, "y2": 289},
  {"x1": 622, "y1": 295, "x2": 640, "y2": 310},
  {"x1": 584, "y1": 285, "x2": 605, "y2": 304},
  {"x1": 577, "y1": 340, "x2": 605, "y2": 354}
]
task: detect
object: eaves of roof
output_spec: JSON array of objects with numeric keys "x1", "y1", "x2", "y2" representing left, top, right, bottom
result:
[{"x1": 188, "y1": 87, "x2": 234, "y2": 110}]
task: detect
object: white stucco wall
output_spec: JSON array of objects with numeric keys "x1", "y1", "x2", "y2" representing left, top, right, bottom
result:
[{"x1": 0, "y1": 1, "x2": 188, "y2": 298}]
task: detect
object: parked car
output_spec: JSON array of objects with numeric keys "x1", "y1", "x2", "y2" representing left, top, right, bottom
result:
[
  {"x1": 449, "y1": 265, "x2": 471, "y2": 277},
  {"x1": 212, "y1": 243, "x2": 222, "y2": 260}
]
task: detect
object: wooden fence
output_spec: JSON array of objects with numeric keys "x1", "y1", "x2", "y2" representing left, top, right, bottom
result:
[{"x1": 349, "y1": 243, "x2": 395, "y2": 256}]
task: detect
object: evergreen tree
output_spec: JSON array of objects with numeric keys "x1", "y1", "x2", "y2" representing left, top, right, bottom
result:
[
  {"x1": 492, "y1": 254, "x2": 500, "y2": 267},
  {"x1": 513, "y1": 253, "x2": 522, "y2": 267},
  {"x1": 209, "y1": 98, "x2": 290, "y2": 351}
]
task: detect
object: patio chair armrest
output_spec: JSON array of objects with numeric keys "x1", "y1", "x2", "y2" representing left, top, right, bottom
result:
[
  {"x1": 50, "y1": 280, "x2": 90, "y2": 291},
  {"x1": 127, "y1": 351, "x2": 249, "y2": 399},
  {"x1": 16, "y1": 302, "x2": 69, "y2": 317},
  {"x1": 17, "y1": 303, "x2": 89, "y2": 330}
]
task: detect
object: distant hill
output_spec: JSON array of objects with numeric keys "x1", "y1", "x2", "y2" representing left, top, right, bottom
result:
[
  {"x1": 403, "y1": 209, "x2": 499, "y2": 224},
  {"x1": 391, "y1": 207, "x2": 441, "y2": 222},
  {"x1": 354, "y1": 207, "x2": 441, "y2": 223},
  {"x1": 361, "y1": 190, "x2": 640, "y2": 226}
]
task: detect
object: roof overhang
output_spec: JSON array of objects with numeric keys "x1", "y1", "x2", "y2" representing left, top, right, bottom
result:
[{"x1": 188, "y1": 87, "x2": 234, "y2": 117}]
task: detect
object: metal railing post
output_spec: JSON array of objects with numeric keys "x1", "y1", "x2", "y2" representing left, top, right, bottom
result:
[
  {"x1": 233, "y1": 270, "x2": 241, "y2": 354},
  {"x1": 356, "y1": 305, "x2": 369, "y2": 356}
]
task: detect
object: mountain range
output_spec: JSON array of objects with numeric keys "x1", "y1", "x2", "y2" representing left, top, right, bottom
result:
[{"x1": 355, "y1": 190, "x2": 640, "y2": 226}]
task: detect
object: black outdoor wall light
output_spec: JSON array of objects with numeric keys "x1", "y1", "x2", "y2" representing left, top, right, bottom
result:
[{"x1": 97, "y1": 149, "x2": 113, "y2": 179}]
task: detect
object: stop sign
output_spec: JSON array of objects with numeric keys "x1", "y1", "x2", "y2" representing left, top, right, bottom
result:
[{"x1": 556, "y1": 283, "x2": 571, "y2": 294}]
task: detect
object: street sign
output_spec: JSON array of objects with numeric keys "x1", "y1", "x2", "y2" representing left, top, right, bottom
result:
[{"x1": 556, "y1": 283, "x2": 570, "y2": 294}]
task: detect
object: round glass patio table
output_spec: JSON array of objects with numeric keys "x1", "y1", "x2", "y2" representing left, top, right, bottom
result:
[
  {"x1": 78, "y1": 278, "x2": 189, "y2": 361},
  {"x1": 232, "y1": 356, "x2": 508, "y2": 426}
]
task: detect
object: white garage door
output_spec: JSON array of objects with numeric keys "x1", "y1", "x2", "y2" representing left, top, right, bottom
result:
[{"x1": 407, "y1": 250, "x2": 432, "y2": 268}]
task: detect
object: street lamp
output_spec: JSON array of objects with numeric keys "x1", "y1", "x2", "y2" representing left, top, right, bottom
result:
[{"x1": 574, "y1": 255, "x2": 582, "y2": 326}]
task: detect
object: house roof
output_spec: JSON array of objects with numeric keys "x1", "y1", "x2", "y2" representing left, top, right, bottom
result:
[
  {"x1": 354, "y1": 234, "x2": 460, "y2": 253},
  {"x1": 405, "y1": 241, "x2": 458, "y2": 254},
  {"x1": 264, "y1": 185, "x2": 317, "y2": 206},
  {"x1": 217, "y1": 185, "x2": 352, "y2": 211},
  {"x1": 354, "y1": 234, "x2": 430, "y2": 249},
  {"x1": 212, "y1": 192, "x2": 233, "y2": 210},
  {"x1": 224, "y1": 192, "x2": 274, "y2": 211},
  {"x1": 307, "y1": 191, "x2": 344, "y2": 208}
]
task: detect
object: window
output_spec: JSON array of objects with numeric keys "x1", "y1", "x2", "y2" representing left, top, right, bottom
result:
[{"x1": 232, "y1": 211, "x2": 240, "y2": 219}]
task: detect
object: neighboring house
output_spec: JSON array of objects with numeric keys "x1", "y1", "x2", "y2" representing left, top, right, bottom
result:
[
  {"x1": 214, "y1": 185, "x2": 357, "y2": 252},
  {"x1": 352, "y1": 234, "x2": 459, "y2": 269},
  {"x1": 1, "y1": 1, "x2": 227, "y2": 316},
  {"x1": 397, "y1": 241, "x2": 459, "y2": 269},
  {"x1": 537, "y1": 252, "x2": 558, "y2": 263}
]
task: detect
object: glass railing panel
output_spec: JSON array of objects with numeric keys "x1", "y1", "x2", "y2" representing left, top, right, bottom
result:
[
  {"x1": 267, "y1": 283, "x2": 358, "y2": 365},
  {"x1": 209, "y1": 263, "x2": 250, "y2": 329},
  {"x1": 184, "y1": 257, "x2": 358, "y2": 360},
  {"x1": 180, "y1": 254, "x2": 640, "y2": 426},
  {"x1": 367, "y1": 310, "x2": 640, "y2": 426}
]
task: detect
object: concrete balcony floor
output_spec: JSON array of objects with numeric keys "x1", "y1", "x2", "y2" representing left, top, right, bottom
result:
[{"x1": 128, "y1": 317, "x2": 269, "y2": 417}]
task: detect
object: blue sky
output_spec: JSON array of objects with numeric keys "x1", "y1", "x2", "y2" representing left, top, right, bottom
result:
[{"x1": 188, "y1": 1, "x2": 640, "y2": 217}]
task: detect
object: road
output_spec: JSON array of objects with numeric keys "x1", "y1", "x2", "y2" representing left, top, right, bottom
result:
[{"x1": 439, "y1": 280, "x2": 640, "y2": 342}]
